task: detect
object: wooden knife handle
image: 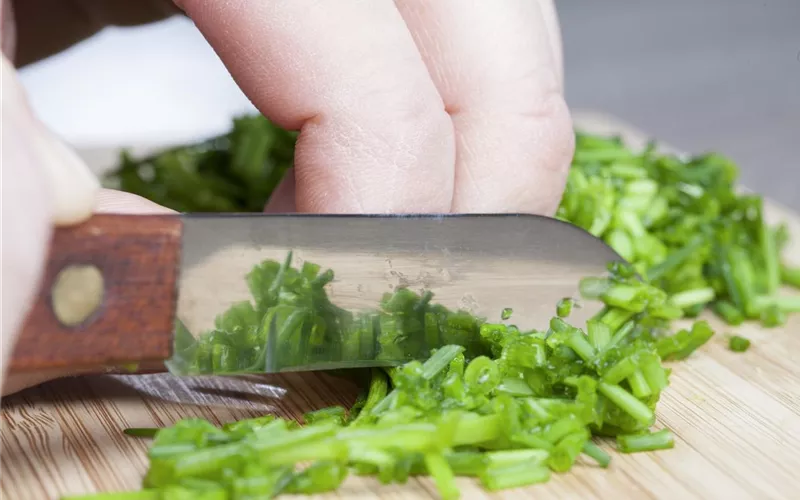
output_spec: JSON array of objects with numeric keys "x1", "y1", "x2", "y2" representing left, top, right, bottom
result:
[{"x1": 9, "y1": 214, "x2": 183, "y2": 372}]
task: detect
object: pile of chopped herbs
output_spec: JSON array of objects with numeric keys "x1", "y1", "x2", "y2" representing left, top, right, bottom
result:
[
  {"x1": 558, "y1": 132, "x2": 800, "y2": 327},
  {"x1": 69, "y1": 114, "x2": 800, "y2": 499},
  {"x1": 68, "y1": 256, "x2": 709, "y2": 500},
  {"x1": 104, "y1": 116, "x2": 297, "y2": 213}
]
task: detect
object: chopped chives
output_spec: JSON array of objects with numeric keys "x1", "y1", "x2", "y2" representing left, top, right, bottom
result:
[
  {"x1": 760, "y1": 304, "x2": 787, "y2": 328},
  {"x1": 582, "y1": 441, "x2": 611, "y2": 468},
  {"x1": 728, "y1": 335, "x2": 751, "y2": 352},
  {"x1": 479, "y1": 463, "x2": 551, "y2": 491},
  {"x1": 87, "y1": 121, "x2": 800, "y2": 499},
  {"x1": 598, "y1": 382, "x2": 655, "y2": 426},
  {"x1": 761, "y1": 219, "x2": 781, "y2": 294},
  {"x1": 781, "y1": 264, "x2": 800, "y2": 289},
  {"x1": 556, "y1": 298, "x2": 576, "y2": 318},
  {"x1": 123, "y1": 428, "x2": 159, "y2": 439},
  {"x1": 669, "y1": 287, "x2": 716, "y2": 309},
  {"x1": 616, "y1": 429, "x2": 675, "y2": 453},
  {"x1": 424, "y1": 453, "x2": 459, "y2": 500},
  {"x1": 712, "y1": 300, "x2": 744, "y2": 326}
]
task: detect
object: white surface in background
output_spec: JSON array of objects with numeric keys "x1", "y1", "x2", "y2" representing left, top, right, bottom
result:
[{"x1": 18, "y1": 17, "x2": 257, "y2": 149}]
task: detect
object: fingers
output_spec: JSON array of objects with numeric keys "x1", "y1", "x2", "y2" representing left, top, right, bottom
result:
[
  {"x1": 535, "y1": 0, "x2": 565, "y2": 89},
  {"x1": 1, "y1": 55, "x2": 51, "y2": 374},
  {"x1": 177, "y1": 0, "x2": 455, "y2": 214},
  {"x1": 394, "y1": 0, "x2": 574, "y2": 215},
  {"x1": 94, "y1": 188, "x2": 176, "y2": 215},
  {"x1": 1, "y1": 57, "x2": 99, "y2": 226},
  {"x1": 263, "y1": 171, "x2": 297, "y2": 214},
  {"x1": 1, "y1": 54, "x2": 99, "y2": 376}
]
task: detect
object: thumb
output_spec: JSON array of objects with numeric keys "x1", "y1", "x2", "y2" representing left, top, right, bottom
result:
[
  {"x1": 1, "y1": 55, "x2": 100, "y2": 376},
  {"x1": 1, "y1": 188, "x2": 175, "y2": 397}
]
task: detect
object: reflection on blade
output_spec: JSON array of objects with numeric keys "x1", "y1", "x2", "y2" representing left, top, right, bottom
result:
[
  {"x1": 109, "y1": 373, "x2": 286, "y2": 411},
  {"x1": 169, "y1": 214, "x2": 623, "y2": 376}
]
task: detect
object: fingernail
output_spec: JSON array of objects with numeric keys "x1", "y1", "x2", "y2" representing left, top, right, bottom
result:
[{"x1": 35, "y1": 127, "x2": 100, "y2": 226}]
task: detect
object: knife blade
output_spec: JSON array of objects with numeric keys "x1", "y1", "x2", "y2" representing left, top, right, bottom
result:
[{"x1": 10, "y1": 213, "x2": 622, "y2": 375}]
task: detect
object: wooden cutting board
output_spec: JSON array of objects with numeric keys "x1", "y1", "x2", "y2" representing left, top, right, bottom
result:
[{"x1": 2, "y1": 112, "x2": 799, "y2": 500}]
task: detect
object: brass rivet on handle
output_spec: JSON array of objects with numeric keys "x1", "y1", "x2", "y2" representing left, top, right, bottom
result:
[{"x1": 51, "y1": 264, "x2": 105, "y2": 327}]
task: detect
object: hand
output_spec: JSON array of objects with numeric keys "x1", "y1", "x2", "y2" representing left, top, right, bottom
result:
[{"x1": 1, "y1": 0, "x2": 574, "y2": 396}]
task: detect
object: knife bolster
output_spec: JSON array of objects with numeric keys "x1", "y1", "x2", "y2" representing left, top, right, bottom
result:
[{"x1": 9, "y1": 214, "x2": 182, "y2": 373}]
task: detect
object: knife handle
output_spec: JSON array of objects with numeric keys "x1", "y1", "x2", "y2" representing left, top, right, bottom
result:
[{"x1": 9, "y1": 214, "x2": 183, "y2": 373}]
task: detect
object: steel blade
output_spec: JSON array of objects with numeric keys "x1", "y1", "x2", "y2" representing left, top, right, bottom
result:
[{"x1": 169, "y1": 214, "x2": 622, "y2": 375}]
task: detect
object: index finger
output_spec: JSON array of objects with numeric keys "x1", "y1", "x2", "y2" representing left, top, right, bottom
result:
[{"x1": 177, "y1": 0, "x2": 456, "y2": 214}]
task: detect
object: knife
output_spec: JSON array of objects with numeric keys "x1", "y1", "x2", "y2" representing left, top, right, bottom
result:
[{"x1": 10, "y1": 213, "x2": 622, "y2": 375}]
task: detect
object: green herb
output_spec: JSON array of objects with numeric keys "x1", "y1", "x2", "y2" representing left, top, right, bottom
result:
[
  {"x1": 80, "y1": 117, "x2": 797, "y2": 499},
  {"x1": 616, "y1": 429, "x2": 675, "y2": 453},
  {"x1": 558, "y1": 135, "x2": 798, "y2": 326},
  {"x1": 123, "y1": 428, "x2": 159, "y2": 438},
  {"x1": 581, "y1": 441, "x2": 611, "y2": 468},
  {"x1": 501, "y1": 308, "x2": 513, "y2": 320},
  {"x1": 655, "y1": 320, "x2": 715, "y2": 361},
  {"x1": 105, "y1": 115, "x2": 798, "y2": 328},
  {"x1": 728, "y1": 335, "x2": 751, "y2": 353},
  {"x1": 74, "y1": 253, "x2": 704, "y2": 499},
  {"x1": 556, "y1": 298, "x2": 575, "y2": 318},
  {"x1": 103, "y1": 115, "x2": 297, "y2": 213},
  {"x1": 781, "y1": 264, "x2": 800, "y2": 289}
]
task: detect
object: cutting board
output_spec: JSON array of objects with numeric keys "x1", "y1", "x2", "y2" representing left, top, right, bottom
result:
[{"x1": 2, "y1": 112, "x2": 799, "y2": 500}]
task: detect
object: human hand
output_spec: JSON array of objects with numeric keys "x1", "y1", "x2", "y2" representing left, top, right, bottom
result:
[{"x1": 1, "y1": 0, "x2": 574, "y2": 396}]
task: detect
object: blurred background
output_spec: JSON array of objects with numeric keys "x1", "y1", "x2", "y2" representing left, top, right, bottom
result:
[{"x1": 17, "y1": 1, "x2": 800, "y2": 209}]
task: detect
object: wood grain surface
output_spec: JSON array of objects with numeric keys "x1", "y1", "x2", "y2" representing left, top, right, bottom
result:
[
  {"x1": 2, "y1": 113, "x2": 799, "y2": 500},
  {"x1": 10, "y1": 214, "x2": 182, "y2": 373}
]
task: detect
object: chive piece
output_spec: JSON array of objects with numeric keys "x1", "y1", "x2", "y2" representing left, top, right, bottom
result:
[
  {"x1": 443, "y1": 452, "x2": 488, "y2": 477},
  {"x1": 485, "y1": 449, "x2": 549, "y2": 468},
  {"x1": 656, "y1": 320, "x2": 715, "y2": 361},
  {"x1": 728, "y1": 335, "x2": 751, "y2": 353},
  {"x1": 753, "y1": 295, "x2": 800, "y2": 314},
  {"x1": 579, "y1": 277, "x2": 612, "y2": 299},
  {"x1": 285, "y1": 461, "x2": 347, "y2": 494},
  {"x1": 123, "y1": 428, "x2": 160, "y2": 439},
  {"x1": 781, "y1": 264, "x2": 800, "y2": 289},
  {"x1": 587, "y1": 320, "x2": 612, "y2": 350},
  {"x1": 98, "y1": 110, "x2": 800, "y2": 497},
  {"x1": 669, "y1": 288, "x2": 715, "y2": 309},
  {"x1": 478, "y1": 463, "x2": 551, "y2": 491},
  {"x1": 647, "y1": 235, "x2": 705, "y2": 282},
  {"x1": 627, "y1": 370, "x2": 652, "y2": 399},
  {"x1": 602, "y1": 357, "x2": 638, "y2": 385},
  {"x1": 761, "y1": 219, "x2": 781, "y2": 294},
  {"x1": 616, "y1": 429, "x2": 675, "y2": 453},
  {"x1": 424, "y1": 453, "x2": 459, "y2": 500},
  {"x1": 422, "y1": 345, "x2": 465, "y2": 380},
  {"x1": 760, "y1": 304, "x2": 787, "y2": 328},
  {"x1": 501, "y1": 308, "x2": 513, "y2": 320},
  {"x1": 582, "y1": 441, "x2": 611, "y2": 468},
  {"x1": 556, "y1": 298, "x2": 575, "y2": 318},
  {"x1": 304, "y1": 406, "x2": 347, "y2": 425},
  {"x1": 351, "y1": 368, "x2": 389, "y2": 424},
  {"x1": 712, "y1": 300, "x2": 744, "y2": 326},
  {"x1": 598, "y1": 382, "x2": 655, "y2": 426}
]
